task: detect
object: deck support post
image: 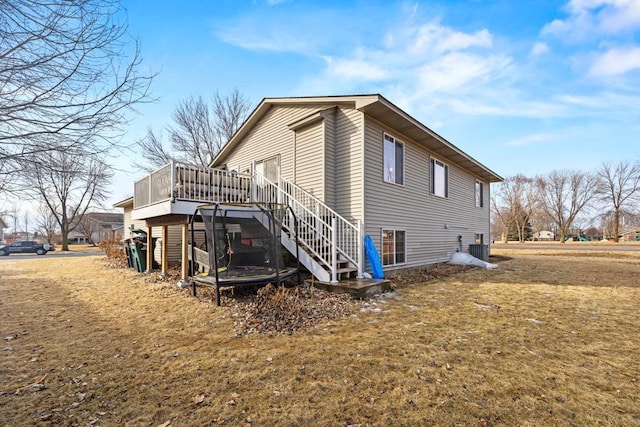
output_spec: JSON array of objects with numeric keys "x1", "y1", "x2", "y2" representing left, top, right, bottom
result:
[
  {"x1": 181, "y1": 222, "x2": 189, "y2": 280},
  {"x1": 146, "y1": 225, "x2": 153, "y2": 273},
  {"x1": 161, "y1": 225, "x2": 168, "y2": 276}
]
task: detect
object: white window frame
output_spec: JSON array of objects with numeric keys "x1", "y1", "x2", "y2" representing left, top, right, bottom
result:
[
  {"x1": 430, "y1": 157, "x2": 449, "y2": 198},
  {"x1": 475, "y1": 180, "x2": 484, "y2": 208},
  {"x1": 383, "y1": 133, "x2": 404, "y2": 185},
  {"x1": 381, "y1": 228, "x2": 406, "y2": 266}
]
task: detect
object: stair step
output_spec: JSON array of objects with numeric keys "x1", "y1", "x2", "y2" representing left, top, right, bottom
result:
[{"x1": 337, "y1": 267, "x2": 357, "y2": 274}]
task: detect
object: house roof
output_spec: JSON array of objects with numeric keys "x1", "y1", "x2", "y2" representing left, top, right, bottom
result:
[
  {"x1": 213, "y1": 94, "x2": 503, "y2": 183},
  {"x1": 84, "y1": 212, "x2": 123, "y2": 225},
  {"x1": 113, "y1": 197, "x2": 133, "y2": 208},
  {"x1": 0, "y1": 218, "x2": 7, "y2": 229}
]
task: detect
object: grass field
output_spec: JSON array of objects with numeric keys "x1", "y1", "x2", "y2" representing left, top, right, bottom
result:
[{"x1": 1, "y1": 247, "x2": 639, "y2": 426}]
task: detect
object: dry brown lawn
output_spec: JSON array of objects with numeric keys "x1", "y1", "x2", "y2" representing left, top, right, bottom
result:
[{"x1": 1, "y1": 248, "x2": 639, "y2": 426}]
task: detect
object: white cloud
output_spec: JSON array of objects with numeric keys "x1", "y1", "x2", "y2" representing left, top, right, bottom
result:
[
  {"x1": 530, "y1": 42, "x2": 549, "y2": 57},
  {"x1": 317, "y1": 21, "x2": 508, "y2": 98},
  {"x1": 447, "y1": 98, "x2": 569, "y2": 119},
  {"x1": 218, "y1": 27, "x2": 314, "y2": 54},
  {"x1": 505, "y1": 133, "x2": 556, "y2": 147},
  {"x1": 542, "y1": 0, "x2": 640, "y2": 42},
  {"x1": 556, "y1": 94, "x2": 603, "y2": 107},
  {"x1": 323, "y1": 55, "x2": 389, "y2": 81},
  {"x1": 414, "y1": 52, "x2": 508, "y2": 94},
  {"x1": 404, "y1": 23, "x2": 492, "y2": 55},
  {"x1": 588, "y1": 46, "x2": 640, "y2": 76}
]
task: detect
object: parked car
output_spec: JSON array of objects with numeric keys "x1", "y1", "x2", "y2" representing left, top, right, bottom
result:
[{"x1": 0, "y1": 241, "x2": 50, "y2": 256}]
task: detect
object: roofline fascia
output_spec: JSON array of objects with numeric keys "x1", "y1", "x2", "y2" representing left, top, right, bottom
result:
[{"x1": 369, "y1": 95, "x2": 504, "y2": 182}]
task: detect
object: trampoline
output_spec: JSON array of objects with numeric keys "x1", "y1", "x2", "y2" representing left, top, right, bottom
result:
[{"x1": 189, "y1": 203, "x2": 301, "y2": 305}]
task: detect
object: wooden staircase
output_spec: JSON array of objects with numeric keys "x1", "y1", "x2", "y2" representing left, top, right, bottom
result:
[{"x1": 254, "y1": 174, "x2": 363, "y2": 284}]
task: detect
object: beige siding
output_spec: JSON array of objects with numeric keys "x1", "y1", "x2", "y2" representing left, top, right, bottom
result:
[
  {"x1": 161, "y1": 225, "x2": 185, "y2": 264},
  {"x1": 332, "y1": 107, "x2": 364, "y2": 221},
  {"x1": 121, "y1": 205, "x2": 189, "y2": 266},
  {"x1": 121, "y1": 206, "x2": 147, "y2": 241},
  {"x1": 294, "y1": 121, "x2": 325, "y2": 200},
  {"x1": 323, "y1": 109, "x2": 336, "y2": 207},
  {"x1": 363, "y1": 118, "x2": 491, "y2": 271},
  {"x1": 219, "y1": 105, "x2": 329, "y2": 182}
]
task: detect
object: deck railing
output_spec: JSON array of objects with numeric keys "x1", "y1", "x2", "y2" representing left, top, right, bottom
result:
[
  {"x1": 134, "y1": 161, "x2": 252, "y2": 209},
  {"x1": 133, "y1": 162, "x2": 363, "y2": 282}
]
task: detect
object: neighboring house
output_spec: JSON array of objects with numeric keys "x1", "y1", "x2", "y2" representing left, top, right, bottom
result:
[
  {"x1": 68, "y1": 212, "x2": 124, "y2": 244},
  {"x1": 533, "y1": 230, "x2": 555, "y2": 241},
  {"x1": 123, "y1": 94, "x2": 502, "y2": 282},
  {"x1": 0, "y1": 217, "x2": 7, "y2": 242}
]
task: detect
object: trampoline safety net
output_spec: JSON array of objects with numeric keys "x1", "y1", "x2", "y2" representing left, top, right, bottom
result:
[{"x1": 190, "y1": 203, "x2": 300, "y2": 305}]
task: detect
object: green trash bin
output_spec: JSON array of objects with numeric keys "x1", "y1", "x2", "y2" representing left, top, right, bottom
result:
[{"x1": 129, "y1": 242, "x2": 147, "y2": 273}]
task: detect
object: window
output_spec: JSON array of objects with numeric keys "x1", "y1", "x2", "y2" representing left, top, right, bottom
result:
[
  {"x1": 255, "y1": 157, "x2": 278, "y2": 182},
  {"x1": 383, "y1": 134, "x2": 404, "y2": 185},
  {"x1": 382, "y1": 229, "x2": 406, "y2": 266},
  {"x1": 475, "y1": 180, "x2": 484, "y2": 207},
  {"x1": 430, "y1": 158, "x2": 448, "y2": 197}
]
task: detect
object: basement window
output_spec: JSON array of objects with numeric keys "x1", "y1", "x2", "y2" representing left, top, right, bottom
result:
[{"x1": 382, "y1": 229, "x2": 406, "y2": 266}]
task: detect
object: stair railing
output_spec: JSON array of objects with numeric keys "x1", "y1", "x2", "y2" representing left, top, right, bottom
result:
[{"x1": 252, "y1": 171, "x2": 362, "y2": 282}]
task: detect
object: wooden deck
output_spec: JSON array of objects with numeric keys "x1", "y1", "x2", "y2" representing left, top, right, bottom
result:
[{"x1": 307, "y1": 277, "x2": 392, "y2": 298}]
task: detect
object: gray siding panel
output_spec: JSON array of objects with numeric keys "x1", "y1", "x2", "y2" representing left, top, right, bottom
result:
[
  {"x1": 324, "y1": 109, "x2": 336, "y2": 207},
  {"x1": 332, "y1": 107, "x2": 363, "y2": 222},
  {"x1": 363, "y1": 118, "x2": 491, "y2": 271},
  {"x1": 221, "y1": 105, "x2": 330, "y2": 183},
  {"x1": 294, "y1": 122, "x2": 324, "y2": 200}
]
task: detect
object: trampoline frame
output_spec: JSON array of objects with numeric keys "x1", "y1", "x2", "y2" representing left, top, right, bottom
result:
[{"x1": 189, "y1": 203, "x2": 301, "y2": 306}]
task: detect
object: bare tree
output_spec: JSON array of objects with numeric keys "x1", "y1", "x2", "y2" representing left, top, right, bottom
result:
[
  {"x1": 491, "y1": 175, "x2": 536, "y2": 242},
  {"x1": 36, "y1": 205, "x2": 59, "y2": 244},
  {"x1": 596, "y1": 161, "x2": 640, "y2": 242},
  {"x1": 212, "y1": 89, "x2": 252, "y2": 148},
  {"x1": 536, "y1": 170, "x2": 599, "y2": 243},
  {"x1": 529, "y1": 207, "x2": 555, "y2": 240},
  {"x1": 133, "y1": 128, "x2": 174, "y2": 172},
  {"x1": 23, "y1": 211, "x2": 30, "y2": 240},
  {"x1": 0, "y1": 0, "x2": 154, "y2": 194},
  {"x1": 26, "y1": 152, "x2": 113, "y2": 251},
  {"x1": 76, "y1": 215, "x2": 102, "y2": 246},
  {"x1": 134, "y1": 89, "x2": 251, "y2": 171}
]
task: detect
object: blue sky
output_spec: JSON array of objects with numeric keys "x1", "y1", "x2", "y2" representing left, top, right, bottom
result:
[{"x1": 111, "y1": 0, "x2": 640, "y2": 205}]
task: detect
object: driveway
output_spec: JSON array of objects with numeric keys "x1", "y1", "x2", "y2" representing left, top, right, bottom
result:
[{"x1": 0, "y1": 250, "x2": 102, "y2": 261}]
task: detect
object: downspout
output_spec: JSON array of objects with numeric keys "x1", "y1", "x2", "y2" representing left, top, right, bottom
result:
[
  {"x1": 331, "y1": 215, "x2": 337, "y2": 284},
  {"x1": 357, "y1": 219, "x2": 364, "y2": 278}
]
